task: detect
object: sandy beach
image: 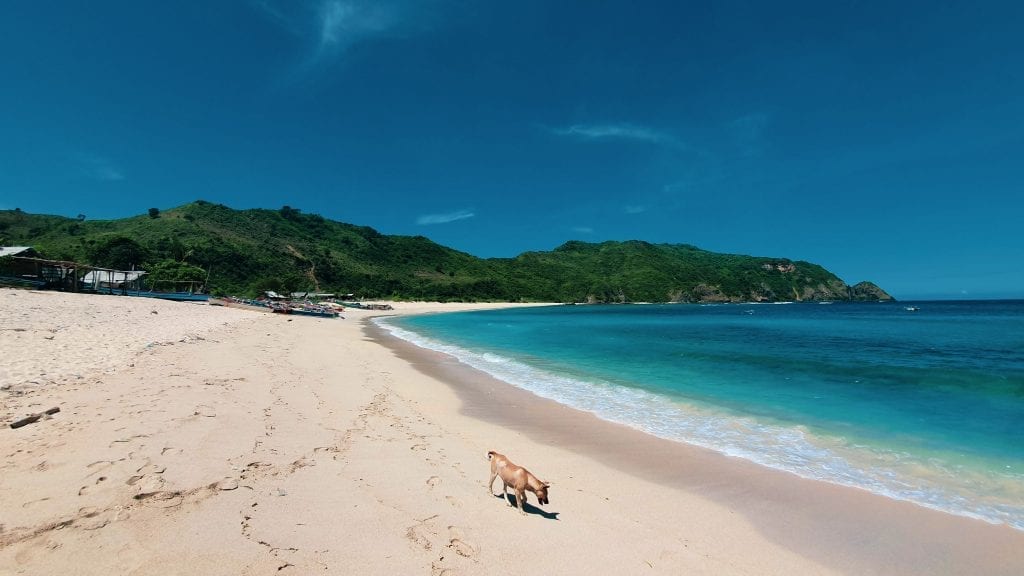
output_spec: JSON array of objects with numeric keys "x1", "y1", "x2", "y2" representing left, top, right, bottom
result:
[{"x1": 2, "y1": 289, "x2": 1023, "y2": 575}]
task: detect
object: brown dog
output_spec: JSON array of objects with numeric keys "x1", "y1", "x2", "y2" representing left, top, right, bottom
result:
[{"x1": 487, "y1": 451, "x2": 550, "y2": 515}]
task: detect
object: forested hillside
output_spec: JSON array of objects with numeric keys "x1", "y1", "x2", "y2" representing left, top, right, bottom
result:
[{"x1": 0, "y1": 202, "x2": 892, "y2": 302}]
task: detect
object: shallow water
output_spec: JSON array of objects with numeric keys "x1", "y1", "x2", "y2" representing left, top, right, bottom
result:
[{"x1": 379, "y1": 301, "x2": 1024, "y2": 529}]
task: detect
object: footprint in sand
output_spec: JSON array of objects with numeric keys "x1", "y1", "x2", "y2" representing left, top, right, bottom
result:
[
  {"x1": 109, "y1": 433, "x2": 150, "y2": 447},
  {"x1": 86, "y1": 460, "x2": 114, "y2": 472},
  {"x1": 22, "y1": 497, "x2": 52, "y2": 508},
  {"x1": 161, "y1": 447, "x2": 182, "y2": 456},
  {"x1": 135, "y1": 474, "x2": 167, "y2": 493},
  {"x1": 410, "y1": 444, "x2": 427, "y2": 451},
  {"x1": 431, "y1": 564, "x2": 455, "y2": 576},
  {"x1": 448, "y1": 538, "x2": 476, "y2": 558},
  {"x1": 426, "y1": 476, "x2": 441, "y2": 488},
  {"x1": 78, "y1": 506, "x2": 129, "y2": 531},
  {"x1": 136, "y1": 462, "x2": 167, "y2": 475},
  {"x1": 214, "y1": 478, "x2": 239, "y2": 491},
  {"x1": 133, "y1": 490, "x2": 183, "y2": 508},
  {"x1": 405, "y1": 524, "x2": 434, "y2": 552},
  {"x1": 447, "y1": 526, "x2": 477, "y2": 558},
  {"x1": 14, "y1": 537, "x2": 61, "y2": 565}
]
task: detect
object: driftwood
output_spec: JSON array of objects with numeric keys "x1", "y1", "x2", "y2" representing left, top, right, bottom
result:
[{"x1": 9, "y1": 407, "x2": 60, "y2": 429}]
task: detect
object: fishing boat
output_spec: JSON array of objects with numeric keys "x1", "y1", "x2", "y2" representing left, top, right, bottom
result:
[
  {"x1": 269, "y1": 303, "x2": 292, "y2": 314},
  {"x1": 289, "y1": 307, "x2": 340, "y2": 318},
  {"x1": 92, "y1": 282, "x2": 208, "y2": 302},
  {"x1": 84, "y1": 270, "x2": 209, "y2": 302},
  {"x1": 101, "y1": 288, "x2": 209, "y2": 302}
]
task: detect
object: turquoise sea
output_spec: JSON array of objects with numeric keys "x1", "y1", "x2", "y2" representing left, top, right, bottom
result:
[{"x1": 378, "y1": 301, "x2": 1024, "y2": 530}]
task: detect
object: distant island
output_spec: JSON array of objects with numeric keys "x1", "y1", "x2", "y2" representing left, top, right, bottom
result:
[{"x1": 0, "y1": 201, "x2": 893, "y2": 303}]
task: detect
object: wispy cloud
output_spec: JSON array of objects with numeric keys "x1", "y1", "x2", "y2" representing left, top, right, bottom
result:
[
  {"x1": 571, "y1": 226, "x2": 594, "y2": 234},
  {"x1": 550, "y1": 123, "x2": 682, "y2": 148},
  {"x1": 316, "y1": 0, "x2": 398, "y2": 54},
  {"x1": 255, "y1": 0, "x2": 430, "y2": 67},
  {"x1": 416, "y1": 209, "x2": 474, "y2": 225},
  {"x1": 624, "y1": 205, "x2": 646, "y2": 214}
]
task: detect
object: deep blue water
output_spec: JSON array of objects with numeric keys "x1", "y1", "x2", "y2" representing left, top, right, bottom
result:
[{"x1": 379, "y1": 301, "x2": 1024, "y2": 529}]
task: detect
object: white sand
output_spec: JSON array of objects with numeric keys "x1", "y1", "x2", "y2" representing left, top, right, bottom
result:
[{"x1": 1, "y1": 289, "x2": 1022, "y2": 575}]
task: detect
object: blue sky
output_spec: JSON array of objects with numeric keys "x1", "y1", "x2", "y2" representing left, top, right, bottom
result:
[{"x1": 2, "y1": 1, "x2": 1022, "y2": 299}]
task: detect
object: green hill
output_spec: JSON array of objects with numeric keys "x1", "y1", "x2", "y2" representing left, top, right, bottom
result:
[{"x1": 0, "y1": 202, "x2": 892, "y2": 303}]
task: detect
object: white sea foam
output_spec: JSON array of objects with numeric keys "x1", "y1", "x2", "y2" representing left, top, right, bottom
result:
[{"x1": 375, "y1": 317, "x2": 1024, "y2": 531}]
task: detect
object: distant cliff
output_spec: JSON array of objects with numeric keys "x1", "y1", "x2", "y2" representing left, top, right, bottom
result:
[
  {"x1": 850, "y1": 281, "x2": 894, "y2": 302},
  {"x1": 0, "y1": 202, "x2": 893, "y2": 303}
]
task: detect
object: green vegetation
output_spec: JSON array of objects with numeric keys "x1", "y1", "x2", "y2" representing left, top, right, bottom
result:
[{"x1": 0, "y1": 202, "x2": 891, "y2": 302}]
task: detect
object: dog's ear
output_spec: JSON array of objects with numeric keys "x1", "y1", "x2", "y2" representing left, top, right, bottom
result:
[{"x1": 542, "y1": 481, "x2": 551, "y2": 487}]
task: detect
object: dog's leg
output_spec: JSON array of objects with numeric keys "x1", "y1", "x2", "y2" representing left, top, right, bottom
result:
[
  {"x1": 488, "y1": 470, "x2": 497, "y2": 495},
  {"x1": 502, "y1": 481, "x2": 514, "y2": 507},
  {"x1": 516, "y1": 488, "x2": 526, "y2": 515}
]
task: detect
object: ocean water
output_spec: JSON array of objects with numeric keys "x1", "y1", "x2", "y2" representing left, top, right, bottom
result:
[{"x1": 377, "y1": 301, "x2": 1024, "y2": 529}]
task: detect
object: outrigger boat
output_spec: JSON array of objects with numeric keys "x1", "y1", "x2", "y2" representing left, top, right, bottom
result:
[{"x1": 87, "y1": 273, "x2": 209, "y2": 302}]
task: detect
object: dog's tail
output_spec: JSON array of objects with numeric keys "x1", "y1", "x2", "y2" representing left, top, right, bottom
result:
[{"x1": 487, "y1": 450, "x2": 496, "y2": 460}]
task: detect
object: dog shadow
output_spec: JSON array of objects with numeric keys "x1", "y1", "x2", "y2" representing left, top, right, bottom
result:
[{"x1": 493, "y1": 493, "x2": 560, "y2": 520}]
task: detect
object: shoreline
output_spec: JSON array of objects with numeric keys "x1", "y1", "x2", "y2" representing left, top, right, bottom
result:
[
  {"x1": 367, "y1": 310, "x2": 1024, "y2": 575},
  {"x1": 3, "y1": 291, "x2": 1022, "y2": 575}
]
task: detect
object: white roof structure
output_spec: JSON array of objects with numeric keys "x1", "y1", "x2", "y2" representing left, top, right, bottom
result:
[
  {"x1": 82, "y1": 270, "x2": 147, "y2": 284},
  {"x1": 0, "y1": 246, "x2": 36, "y2": 257}
]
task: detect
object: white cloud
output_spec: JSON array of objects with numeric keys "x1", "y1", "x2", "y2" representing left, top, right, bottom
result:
[
  {"x1": 317, "y1": 0, "x2": 396, "y2": 53},
  {"x1": 624, "y1": 205, "x2": 646, "y2": 214},
  {"x1": 551, "y1": 123, "x2": 682, "y2": 148},
  {"x1": 255, "y1": 0, "x2": 424, "y2": 66},
  {"x1": 416, "y1": 209, "x2": 474, "y2": 225},
  {"x1": 571, "y1": 226, "x2": 594, "y2": 234}
]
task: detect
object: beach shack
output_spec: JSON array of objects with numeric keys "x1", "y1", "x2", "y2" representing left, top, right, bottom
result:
[
  {"x1": 0, "y1": 247, "x2": 78, "y2": 289},
  {"x1": 81, "y1": 269, "x2": 147, "y2": 293},
  {"x1": 0, "y1": 246, "x2": 40, "y2": 259}
]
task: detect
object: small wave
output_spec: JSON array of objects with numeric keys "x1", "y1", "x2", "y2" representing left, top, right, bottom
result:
[
  {"x1": 375, "y1": 317, "x2": 1024, "y2": 531},
  {"x1": 481, "y1": 352, "x2": 511, "y2": 364}
]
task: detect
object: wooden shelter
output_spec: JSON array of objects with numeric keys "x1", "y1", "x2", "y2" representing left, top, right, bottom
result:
[{"x1": 0, "y1": 247, "x2": 140, "y2": 293}]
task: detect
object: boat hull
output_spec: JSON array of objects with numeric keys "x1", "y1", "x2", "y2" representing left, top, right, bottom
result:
[{"x1": 95, "y1": 287, "x2": 209, "y2": 302}]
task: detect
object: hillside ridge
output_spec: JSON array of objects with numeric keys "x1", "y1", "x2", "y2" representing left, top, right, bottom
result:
[{"x1": 0, "y1": 202, "x2": 893, "y2": 303}]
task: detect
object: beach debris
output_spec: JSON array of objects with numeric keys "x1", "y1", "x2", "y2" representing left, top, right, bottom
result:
[{"x1": 9, "y1": 407, "x2": 60, "y2": 429}]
